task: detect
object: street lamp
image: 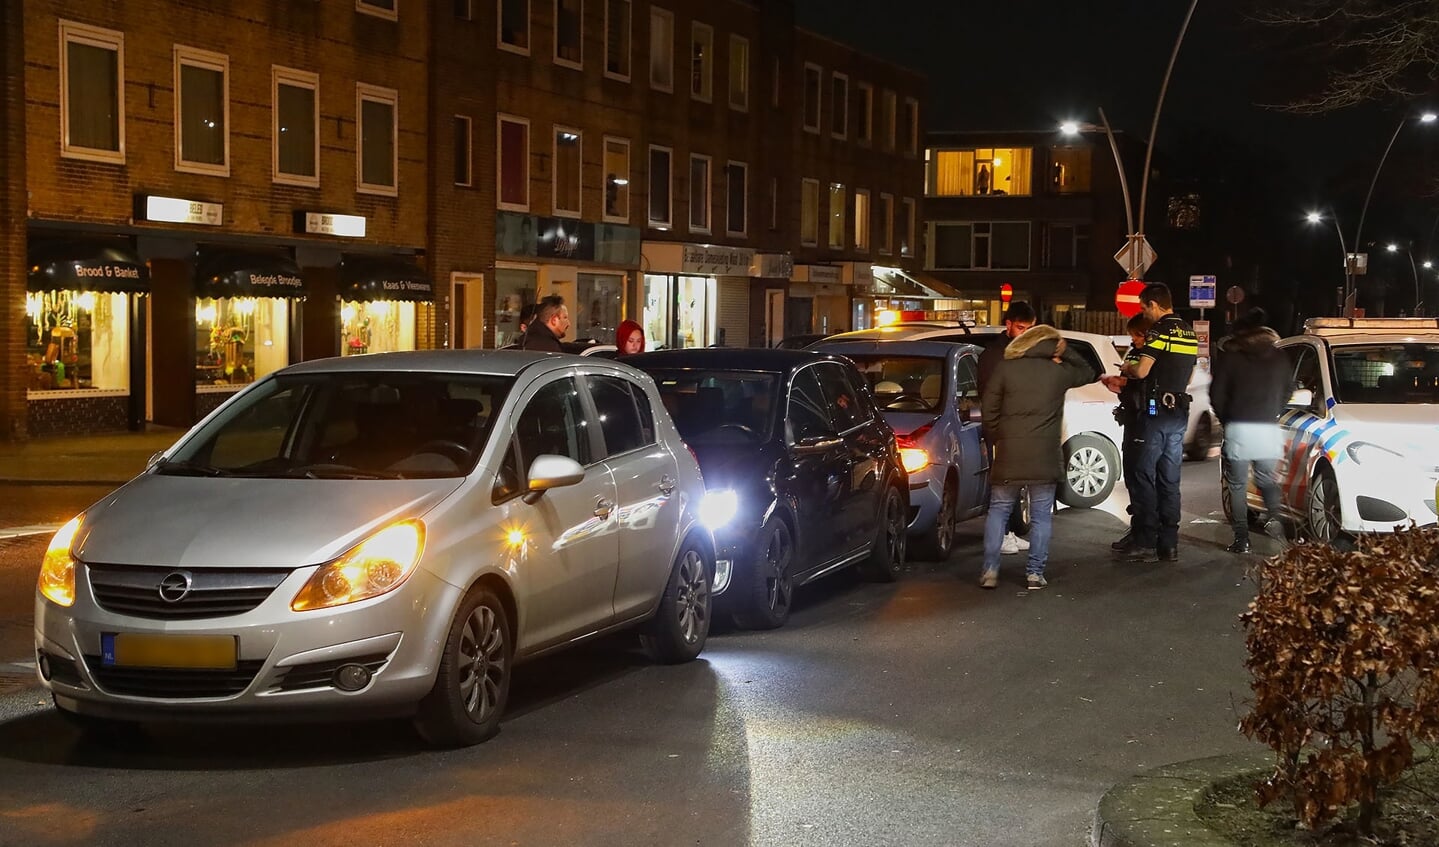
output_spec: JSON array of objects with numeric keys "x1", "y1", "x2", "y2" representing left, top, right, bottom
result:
[
  {"x1": 1349, "y1": 110, "x2": 1438, "y2": 315},
  {"x1": 1386, "y1": 242, "x2": 1423, "y2": 316},
  {"x1": 1307, "y1": 211, "x2": 1352, "y2": 309},
  {"x1": 1060, "y1": 113, "x2": 1134, "y2": 241}
]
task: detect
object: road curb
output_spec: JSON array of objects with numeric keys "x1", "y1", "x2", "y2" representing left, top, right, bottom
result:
[{"x1": 1092, "y1": 752, "x2": 1273, "y2": 847}]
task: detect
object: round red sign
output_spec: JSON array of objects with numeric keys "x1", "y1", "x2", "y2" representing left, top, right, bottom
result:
[
  {"x1": 1000, "y1": 283, "x2": 1013, "y2": 304},
  {"x1": 1115, "y1": 279, "x2": 1146, "y2": 318}
]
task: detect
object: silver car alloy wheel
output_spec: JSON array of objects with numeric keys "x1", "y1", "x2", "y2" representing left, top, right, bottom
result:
[
  {"x1": 1066, "y1": 446, "x2": 1111, "y2": 498},
  {"x1": 458, "y1": 604, "x2": 507, "y2": 723},
  {"x1": 1307, "y1": 472, "x2": 1342, "y2": 545},
  {"x1": 676, "y1": 549, "x2": 710, "y2": 644}
]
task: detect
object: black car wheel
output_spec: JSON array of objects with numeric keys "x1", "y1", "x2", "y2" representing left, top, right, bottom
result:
[
  {"x1": 641, "y1": 540, "x2": 712, "y2": 661},
  {"x1": 860, "y1": 486, "x2": 907, "y2": 582},
  {"x1": 414, "y1": 585, "x2": 512, "y2": 747},
  {"x1": 732, "y1": 519, "x2": 796, "y2": 630},
  {"x1": 917, "y1": 479, "x2": 956, "y2": 561}
]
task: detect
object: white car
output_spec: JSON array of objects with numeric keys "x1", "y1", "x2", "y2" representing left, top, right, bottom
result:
[
  {"x1": 1225, "y1": 317, "x2": 1439, "y2": 542},
  {"x1": 828, "y1": 324, "x2": 1216, "y2": 509}
]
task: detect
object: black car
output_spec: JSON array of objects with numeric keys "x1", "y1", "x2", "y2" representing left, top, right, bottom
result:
[
  {"x1": 627, "y1": 349, "x2": 909, "y2": 630},
  {"x1": 772, "y1": 333, "x2": 830, "y2": 350}
]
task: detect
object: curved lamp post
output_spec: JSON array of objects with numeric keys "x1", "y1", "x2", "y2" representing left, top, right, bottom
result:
[
  {"x1": 1307, "y1": 211, "x2": 1351, "y2": 307},
  {"x1": 1349, "y1": 111, "x2": 1438, "y2": 314},
  {"x1": 1386, "y1": 242, "x2": 1423, "y2": 316}
]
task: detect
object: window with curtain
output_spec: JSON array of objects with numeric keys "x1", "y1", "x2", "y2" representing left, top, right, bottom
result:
[
  {"x1": 554, "y1": 128, "x2": 581, "y2": 215},
  {"x1": 853, "y1": 189, "x2": 869, "y2": 251},
  {"x1": 275, "y1": 69, "x2": 317, "y2": 183},
  {"x1": 358, "y1": 86, "x2": 397, "y2": 192},
  {"x1": 177, "y1": 49, "x2": 228, "y2": 172},
  {"x1": 63, "y1": 26, "x2": 123, "y2": 159},
  {"x1": 499, "y1": 117, "x2": 529, "y2": 208}
]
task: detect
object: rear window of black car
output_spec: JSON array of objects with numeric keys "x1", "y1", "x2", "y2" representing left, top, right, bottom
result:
[{"x1": 645, "y1": 370, "x2": 780, "y2": 445}]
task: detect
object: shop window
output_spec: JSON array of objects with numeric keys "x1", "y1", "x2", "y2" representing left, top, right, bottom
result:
[
  {"x1": 648, "y1": 145, "x2": 672, "y2": 229},
  {"x1": 498, "y1": 115, "x2": 530, "y2": 210},
  {"x1": 927, "y1": 148, "x2": 1032, "y2": 197},
  {"x1": 853, "y1": 189, "x2": 870, "y2": 252},
  {"x1": 195, "y1": 297, "x2": 290, "y2": 387},
  {"x1": 453, "y1": 116, "x2": 472, "y2": 187},
  {"x1": 500, "y1": 0, "x2": 530, "y2": 53},
  {"x1": 357, "y1": 84, "x2": 398, "y2": 195},
  {"x1": 726, "y1": 161, "x2": 747, "y2": 236},
  {"x1": 830, "y1": 73, "x2": 848, "y2": 139},
  {"x1": 1050, "y1": 146, "x2": 1091, "y2": 193},
  {"x1": 857, "y1": 82, "x2": 873, "y2": 145},
  {"x1": 690, "y1": 22, "x2": 713, "y2": 102},
  {"x1": 341, "y1": 301, "x2": 417, "y2": 356},
  {"x1": 554, "y1": 127, "x2": 581, "y2": 216},
  {"x1": 577, "y1": 273, "x2": 623, "y2": 342},
  {"x1": 882, "y1": 90, "x2": 896, "y2": 151},
  {"x1": 25, "y1": 291, "x2": 131, "y2": 392},
  {"x1": 802, "y1": 64, "x2": 821, "y2": 133},
  {"x1": 930, "y1": 222, "x2": 1031, "y2": 270},
  {"x1": 643, "y1": 274, "x2": 672, "y2": 348},
  {"x1": 828, "y1": 182, "x2": 845, "y2": 250},
  {"x1": 175, "y1": 46, "x2": 229, "y2": 176},
  {"x1": 603, "y1": 137, "x2": 630, "y2": 222},
  {"x1": 689, "y1": 154, "x2": 712, "y2": 234},
  {"x1": 60, "y1": 21, "x2": 124, "y2": 163},
  {"x1": 356, "y1": 0, "x2": 397, "y2": 20},
  {"x1": 494, "y1": 267, "x2": 538, "y2": 347},
  {"x1": 900, "y1": 197, "x2": 915, "y2": 257},
  {"x1": 650, "y1": 7, "x2": 674, "y2": 92},
  {"x1": 878, "y1": 193, "x2": 894, "y2": 255},
  {"x1": 605, "y1": 0, "x2": 631, "y2": 80},
  {"x1": 555, "y1": 0, "x2": 582, "y2": 67},
  {"x1": 273, "y1": 66, "x2": 318, "y2": 186},
  {"x1": 728, "y1": 35, "x2": 749, "y2": 111},
  {"x1": 902, "y1": 97, "x2": 919, "y2": 156},
  {"x1": 801, "y1": 178, "x2": 819, "y2": 246},
  {"x1": 643, "y1": 274, "x2": 713, "y2": 349}
]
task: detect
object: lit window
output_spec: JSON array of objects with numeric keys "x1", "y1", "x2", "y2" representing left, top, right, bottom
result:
[
  {"x1": 853, "y1": 189, "x2": 870, "y2": 252},
  {"x1": 1050, "y1": 146, "x2": 1092, "y2": 193},
  {"x1": 59, "y1": 20, "x2": 124, "y2": 163},
  {"x1": 273, "y1": 66, "x2": 318, "y2": 186},
  {"x1": 927, "y1": 148, "x2": 1033, "y2": 197},
  {"x1": 357, "y1": 84, "x2": 398, "y2": 195},
  {"x1": 26, "y1": 290, "x2": 132, "y2": 392},
  {"x1": 175, "y1": 46, "x2": 229, "y2": 176},
  {"x1": 828, "y1": 183, "x2": 845, "y2": 250}
]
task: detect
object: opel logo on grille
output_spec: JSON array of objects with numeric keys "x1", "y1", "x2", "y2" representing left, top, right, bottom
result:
[{"x1": 157, "y1": 571, "x2": 194, "y2": 603}]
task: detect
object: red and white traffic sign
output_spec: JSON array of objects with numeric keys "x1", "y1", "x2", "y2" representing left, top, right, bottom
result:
[{"x1": 1115, "y1": 279, "x2": 1146, "y2": 318}]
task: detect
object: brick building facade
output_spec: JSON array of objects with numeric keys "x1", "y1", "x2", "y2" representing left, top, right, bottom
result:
[{"x1": 1, "y1": 0, "x2": 923, "y2": 440}]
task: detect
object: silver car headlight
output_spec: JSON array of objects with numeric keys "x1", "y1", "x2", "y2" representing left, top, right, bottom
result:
[
  {"x1": 292, "y1": 520, "x2": 425, "y2": 611},
  {"x1": 698, "y1": 489, "x2": 740, "y2": 530}
]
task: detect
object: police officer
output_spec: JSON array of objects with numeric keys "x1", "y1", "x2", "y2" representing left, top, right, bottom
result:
[
  {"x1": 1102, "y1": 313, "x2": 1153, "y2": 553},
  {"x1": 1119, "y1": 282, "x2": 1197, "y2": 562}
]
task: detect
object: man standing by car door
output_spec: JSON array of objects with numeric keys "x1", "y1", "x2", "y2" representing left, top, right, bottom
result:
[
  {"x1": 1211, "y1": 308, "x2": 1290, "y2": 554},
  {"x1": 977, "y1": 301, "x2": 1037, "y2": 555},
  {"x1": 979, "y1": 325, "x2": 1096, "y2": 590},
  {"x1": 1120, "y1": 283, "x2": 1198, "y2": 563}
]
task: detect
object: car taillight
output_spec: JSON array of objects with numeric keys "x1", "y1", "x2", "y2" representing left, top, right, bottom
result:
[{"x1": 896, "y1": 418, "x2": 938, "y2": 450}]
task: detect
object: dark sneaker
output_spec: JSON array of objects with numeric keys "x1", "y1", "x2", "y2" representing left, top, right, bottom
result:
[
  {"x1": 1226, "y1": 539, "x2": 1252, "y2": 555},
  {"x1": 1125, "y1": 547, "x2": 1159, "y2": 563},
  {"x1": 1158, "y1": 548, "x2": 1179, "y2": 562},
  {"x1": 1110, "y1": 531, "x2": 1135, "y2": 552}
]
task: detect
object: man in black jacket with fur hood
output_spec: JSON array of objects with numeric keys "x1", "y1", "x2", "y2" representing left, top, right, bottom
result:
[{"x1": 1212, "y1": 308, "x2": 1291, "y2": 553}]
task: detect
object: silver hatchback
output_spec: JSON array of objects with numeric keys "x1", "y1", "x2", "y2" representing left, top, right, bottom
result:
[{"x1": 34, "y1": 351, "x2": 714, "y2": 746}]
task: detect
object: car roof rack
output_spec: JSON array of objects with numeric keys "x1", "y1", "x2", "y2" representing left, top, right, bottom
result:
[{"x1": 1304, "y1": 317, "x2": 1439, "y2": 333}]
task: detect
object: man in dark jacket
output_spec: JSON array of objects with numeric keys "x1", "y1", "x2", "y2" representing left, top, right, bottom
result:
[
  {"x1": 979, "y1": 325, "x2": 1096, "y2": 590},
  {"x1": 1212, "y1": 308, "x2": 1291, "y2": 553},
  {"x1": 977, "y1": 301, "x2": 1037, "y2": 553},
  {"x1": 519, "y1": 295, "x2": 569, "y2": 352}
]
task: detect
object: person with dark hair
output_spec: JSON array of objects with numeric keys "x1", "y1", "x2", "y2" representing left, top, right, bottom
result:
[
  {"x1": 520, "y1": 295, "x2": 569, "y2": 352},
  {"x1": 1119, "y1": 282, "x2": 1198, "y2": 563},
  {"x1": 978, "y1": 300, "x2": 1038, "y2": 553},
  {"x1": 1212, "y1": 307, "x2": 1290, "y2": 554},
  {"x1": 1102, "y1": 313, "x2": 1154, "y2": 552}
]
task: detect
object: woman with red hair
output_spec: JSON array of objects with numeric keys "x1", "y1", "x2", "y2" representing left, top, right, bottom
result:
[{"x1": 615, "y1": 320, "x2": 645, "y2": 356}]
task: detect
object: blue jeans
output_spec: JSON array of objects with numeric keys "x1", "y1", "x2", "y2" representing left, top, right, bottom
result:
[
  {"x1": 1130, "y1": 412, "x2": 1186, "y2": 551},
  {"x1": 1223, "y1": 450, "x2": 1282, "y2": 543},
  {"x1": 983, "y1": 483, "x2": 1057, "y2": 576}
]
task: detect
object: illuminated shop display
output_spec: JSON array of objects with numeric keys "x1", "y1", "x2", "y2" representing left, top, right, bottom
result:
[
  {"x1": 339, "y1": 255, "x2": 434, "y2": 355},
  {"x1": 341, "y1": 300, "x2": 418, "y2": 355},
  {"x1": 195, "y1": 297, "x2": 290, "y2": 385},
  {"x1": 643, "y1": 273, "x2": 715, "y2": 349},
  {"x1": 25, "y1": 290, "x2": 131, "y2": 392}
]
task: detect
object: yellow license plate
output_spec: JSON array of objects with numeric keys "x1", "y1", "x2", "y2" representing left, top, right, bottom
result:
[{"x1": 104, "y1": 633, "x2": 238, "y2": 670}]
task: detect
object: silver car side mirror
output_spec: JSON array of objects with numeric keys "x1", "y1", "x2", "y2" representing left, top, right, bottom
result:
[{"x1": 525, "y1": 454, "x2": 586, "y2": 496}]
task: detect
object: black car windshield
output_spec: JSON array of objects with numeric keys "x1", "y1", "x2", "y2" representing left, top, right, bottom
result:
[
  {"x1": 843, "y1": 355, "x2": 947, "y2": 413},
  {"x1": 159, "y1": 372, "x2": 513, "y2": 478},
  {"x1": 647, "y1": 370, "x2": 779, "y2": 445},
  {"x1": 1330, "y1": 343, "x2": 1439, "y2": 404}
]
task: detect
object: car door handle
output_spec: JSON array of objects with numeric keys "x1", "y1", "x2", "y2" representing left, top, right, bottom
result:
[
  {"x1": 655, "y1": 475, "x2": 676, "y2": 495},
  {"x1": 594, "y1": 498, "x2": 615, "y2": 518}
]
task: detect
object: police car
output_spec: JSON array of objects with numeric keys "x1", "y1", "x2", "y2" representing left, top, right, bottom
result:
[{"x1": 1224, "y1": 318, "x2": 1439, "y2": 541}]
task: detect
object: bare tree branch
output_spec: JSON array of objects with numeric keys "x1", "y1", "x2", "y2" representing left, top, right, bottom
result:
[{"x1": 1250, "y1": 0, "x2": 1439, "y2": 112}]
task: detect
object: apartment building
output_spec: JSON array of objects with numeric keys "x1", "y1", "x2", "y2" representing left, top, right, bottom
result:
[
  {"x1": 921, "y1": 128, "x2": 1142, "y2": 325},
  {"x1": 0, "y1": 0, "x2": 923, "y2": 439}
]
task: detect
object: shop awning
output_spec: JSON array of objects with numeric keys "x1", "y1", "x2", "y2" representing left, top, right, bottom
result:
[
  {"x1": 873, "y1": 268, "x2": 962, "y2": 299},
  {"x1": 195, "y1": 248, "x2": 305, "y2": 298},
  {"x1": 340, "y1": 255, "x2": 433, "y2": 301},
  {"x1": 27, "y1": 239, "x2": 149, "y2": 293}
]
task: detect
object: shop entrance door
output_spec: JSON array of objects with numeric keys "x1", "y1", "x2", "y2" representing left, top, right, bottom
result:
[{"x1": 451, "y1": 272, "x2": 485, "y2": 348}]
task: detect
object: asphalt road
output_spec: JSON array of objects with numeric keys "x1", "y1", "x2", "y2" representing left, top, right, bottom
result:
[{"x1": 0, "y1": 459, "x2": 1267, "y2": 847}]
